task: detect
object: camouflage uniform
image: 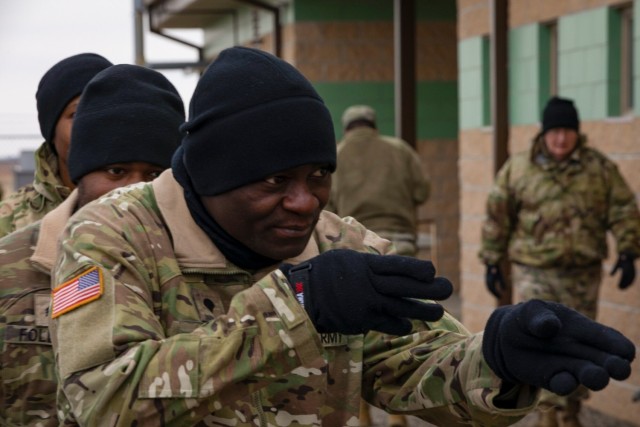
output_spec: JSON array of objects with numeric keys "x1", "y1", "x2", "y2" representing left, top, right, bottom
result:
[
  {"x1": 0, "y1": 142, "x2": 71, "y2": 238},
  {"x1": 328, "y1": 127, "x2": 430, "y2": 256},
  {"x1": 50, "y1": 171, "x2": 536, "y2": 427},
  {"x1": 479, "y1": 135, "x2": 640, "y2": 314},
  {"x1": 0, "y1": 191, "x2": 78, "y2": 426}
]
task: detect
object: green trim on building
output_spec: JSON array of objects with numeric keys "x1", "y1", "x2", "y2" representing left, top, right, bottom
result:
[
  {"x1": 417, "y1": 0, "x2": 456, "y2": 21},
  {"x1": 294, "y1": 0, "x2": 455, "y2": 22},
  {"x1": 608, "y1": 7, "x2": 622, "y2": 117},
  {"x1": 635, "y1": 0, "x2": 640, "y2": 116},
  {"x1": 538, "y1": 25, "x2": 552, "y2": 112},
  {"x1": 314, "y1": 81, "x2": 458, "y2": 140},
  {"x1": 418, "y1": 81, "x2": 458, "y2": 139},
  {"x1": 294, "y1": 0, "x2": 392, "y2": 21}
]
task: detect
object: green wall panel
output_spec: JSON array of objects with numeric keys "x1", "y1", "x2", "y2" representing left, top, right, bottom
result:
[
  {"x1": 294, "y1": 0, "x2": 456, "y2": 22},
  {"x1": 458, "y1": 37, "x2": 490, "y2": 129},
  {"x1": 313, "y1": 81, "x2": 458, "y2": 140},
  {"x1": 417, "y1": 81, "x2": 458, "y2": 139},
  {"x1": 294, "y1": 0, "x2": 392, "y2": 21},
  {"x1": 557, "y1": 7, "x2": 610, "y2": 120},
  {"x1": 509, "y1": 24, "x2": 540, "y2": 125},
  {"x1": 635, "y1": 0, "x2": 640, "y2": 116}
]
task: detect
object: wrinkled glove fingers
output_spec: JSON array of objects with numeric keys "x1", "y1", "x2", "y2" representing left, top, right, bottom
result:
[
  {"x1": 378, "y1": 295, "x2": 445, "y2": 323},
  {"x1": 553, "y1": 358, "x2": 610, "y2": 392},
  {"x1": 558, "y1": 316, "x2": 635, "y2": 360},
  {"x1": 372, "y1": 275, "x2": 453, "y2": 301},
  {"x1": 535, "y1": 341, "x2": 632, "y2": 381},
  {"x1": 367, "y1": 254, "x2": 435, "y2": 281}
]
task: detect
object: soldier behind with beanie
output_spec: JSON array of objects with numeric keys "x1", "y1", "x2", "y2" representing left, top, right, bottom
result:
[
  {"x1": 0, "y1": 53, "x2": 113, "y2": 238},
  {"x1": 480, "y1": 96, "x2": 640, "y2": 427},
  {"x1": 0, "y1": 64, "x2": 184, "y2": 426},
  {"x1": 50, "y1": 48, "x2": 634, "y2": 426}
]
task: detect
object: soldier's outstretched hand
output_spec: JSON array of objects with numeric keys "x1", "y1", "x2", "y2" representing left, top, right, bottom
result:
[
  {"x1": 280, "y1": 249, "x2": 453, "y2": 336},
  {"x1": 482, "y1": 299, "x2": 635, "y2": 395}
]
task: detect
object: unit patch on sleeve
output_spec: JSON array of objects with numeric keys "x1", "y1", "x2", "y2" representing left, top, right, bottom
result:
[{"x1": 52, "y1": 267, "x2": 103, "y2": 318}]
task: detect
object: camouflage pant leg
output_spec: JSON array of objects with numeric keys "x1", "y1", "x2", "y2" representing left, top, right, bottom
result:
[{"x1": 511, "y1": 263, "x2": 602, "y2": 320}]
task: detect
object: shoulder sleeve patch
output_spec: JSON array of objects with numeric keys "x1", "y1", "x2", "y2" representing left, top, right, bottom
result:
[{"x1": 52, "y1": 267, "x2": 104, "y2": 318}]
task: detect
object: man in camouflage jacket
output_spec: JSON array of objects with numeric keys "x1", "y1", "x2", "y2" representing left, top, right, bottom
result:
[
  {"x1": 50, "y1": 49, "x2": 635, "y2": 427},
  {"x1": 479, "y1": 97, "x2": 640, "y2": 426},
  {"x1": 0, "y1": 64, "x2": 184, "y2": 426},
  {"x1": 0, "y1": 53, "x2": 112, "y2": 237}
]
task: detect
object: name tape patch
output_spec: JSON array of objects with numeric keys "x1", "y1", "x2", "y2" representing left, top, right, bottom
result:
[{"x1": 52, "y1": 267, "x2": 103, "y2": 318}]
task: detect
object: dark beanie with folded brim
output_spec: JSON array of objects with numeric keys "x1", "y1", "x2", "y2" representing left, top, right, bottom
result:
[
  {"x1": 36, "y1": 53, "x2": 113, "y2": 145},
  {"x1": 177, "y1": 46, "x2": 337, "y2": 196},
  {"x1": 68, "y1": 64, "x2": 185, "y2": 183},
  {"x1": 541, "y1": 96, "x2": 580, "y2": 135}
]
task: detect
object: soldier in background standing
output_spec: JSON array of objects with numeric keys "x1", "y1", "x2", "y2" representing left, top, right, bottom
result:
[
  {"x1": 479, "y1": 96, "x2": 640, "y2": 427},
  {"x1": 327, "y1": 106, "x2": 430, "y2": 426},
  {"x1": 0, "y1": 53, "x2": 112, "y2": 237},
  {"x1": 328, "y1": 105, "x2": 430, "y2": 258},
  {"x1": 0, "y1": 64, "x2": 184, "y2": 426}
]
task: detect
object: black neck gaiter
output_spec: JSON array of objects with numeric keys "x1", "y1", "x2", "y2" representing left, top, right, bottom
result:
[{"x1": 171, "y1": 148, "x2": 280, "y2": 270}]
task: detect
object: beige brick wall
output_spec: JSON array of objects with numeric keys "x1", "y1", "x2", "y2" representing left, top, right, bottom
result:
[
  {"x1": 418, "y1": 138, "x2": 460, "y2": 290},
  {"x1": 458, "y1": 0, "x2": 632, "y2": 39},
  {"x1": 459, "y1": 118, "x2": 640, "y2": 425}
]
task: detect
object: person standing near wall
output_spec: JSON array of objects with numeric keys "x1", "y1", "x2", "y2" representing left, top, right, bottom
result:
[
  {"x1": 479, "y1": 96, "x2": 640, "y2": 427},
  {"x1": 328, "y1": 105, "x2": 430, "y2": 258},
  {"x1": 0, "y1": 64, "x2": 184, "y2": 426},
  {"x1": 0, "y1": 53, "x2": 112, "y2": 237},
  {"x1": 327, "y1": 105, "x2": 430, "y2": 426}
]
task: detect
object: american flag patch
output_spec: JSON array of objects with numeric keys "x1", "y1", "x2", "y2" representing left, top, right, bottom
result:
[{"x1": 51, "y1": 267, "x2": 103, "y2": 318}]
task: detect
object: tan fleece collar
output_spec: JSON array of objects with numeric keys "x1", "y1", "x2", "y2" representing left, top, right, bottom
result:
[{"x1": 30, "y1": 190, "x2": 79, "y2": 272}]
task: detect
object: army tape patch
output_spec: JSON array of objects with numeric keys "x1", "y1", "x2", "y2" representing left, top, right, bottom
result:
[{"x1": 52, "y1": 267, "x2": 103, "y2": 318}]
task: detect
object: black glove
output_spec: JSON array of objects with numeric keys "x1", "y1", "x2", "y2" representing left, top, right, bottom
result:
[
  {"x1": 279, "y1": 249, "x2": 453, "y2": 336},
  {"x1": 485, "y1": 264, "x2": 506, "y2": 298},
  {"x1": 483, "y1": 299, "x2": 635, "y2": 396},
  {"x1": 610, "y1": 252, "x2": 636, "y2": 289}
]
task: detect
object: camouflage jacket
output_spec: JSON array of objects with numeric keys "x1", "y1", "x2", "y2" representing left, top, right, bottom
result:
[
  {"x1": 327, "y1": 127, "x2": 430, "y2": 235},
  {"x1": 0, "y1": 191, "x2": 78, "y2": 426},
  {"x1": 480, "y1": 136, "x2": 640, "y2": 267},
  {"x1": 50, "y1": 170, "x2": 536, "y2": 427},
  {"x1": 0, "y1": 142, "x2": 71, "y2": 238}
]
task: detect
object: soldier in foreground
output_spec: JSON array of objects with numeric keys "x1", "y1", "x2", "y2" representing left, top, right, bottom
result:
[
  {"x1": 50, "y1": 47, "x2": 635, "y2": 426},
  {"x1": 479, "y1": 96, "x2": 640, "y2": 427},
  {"x1": 0, "y1": 64, "x2": 184, "y2": 426},
  {"x1": 0, "y1": 53, "x2": 113, "y2": 237}
]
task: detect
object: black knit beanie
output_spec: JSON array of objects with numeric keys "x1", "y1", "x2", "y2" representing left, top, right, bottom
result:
[
  {"x1": 68, "y1": 64, "x2": 185, "y2": 183},
  {"x1": 178, "y1": 46, "x2": 336, "y2": 196},
  {"x1": 542, "y1": 96, "x2": 580, "y2": 134},
  {"x1": 36, "y1": 53, "x2": 113, "y2": 145}
]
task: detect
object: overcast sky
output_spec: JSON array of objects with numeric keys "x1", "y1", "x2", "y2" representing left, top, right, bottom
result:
[{"x1": 0, "y1": 0, "x2": 200, "y2": 158}]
